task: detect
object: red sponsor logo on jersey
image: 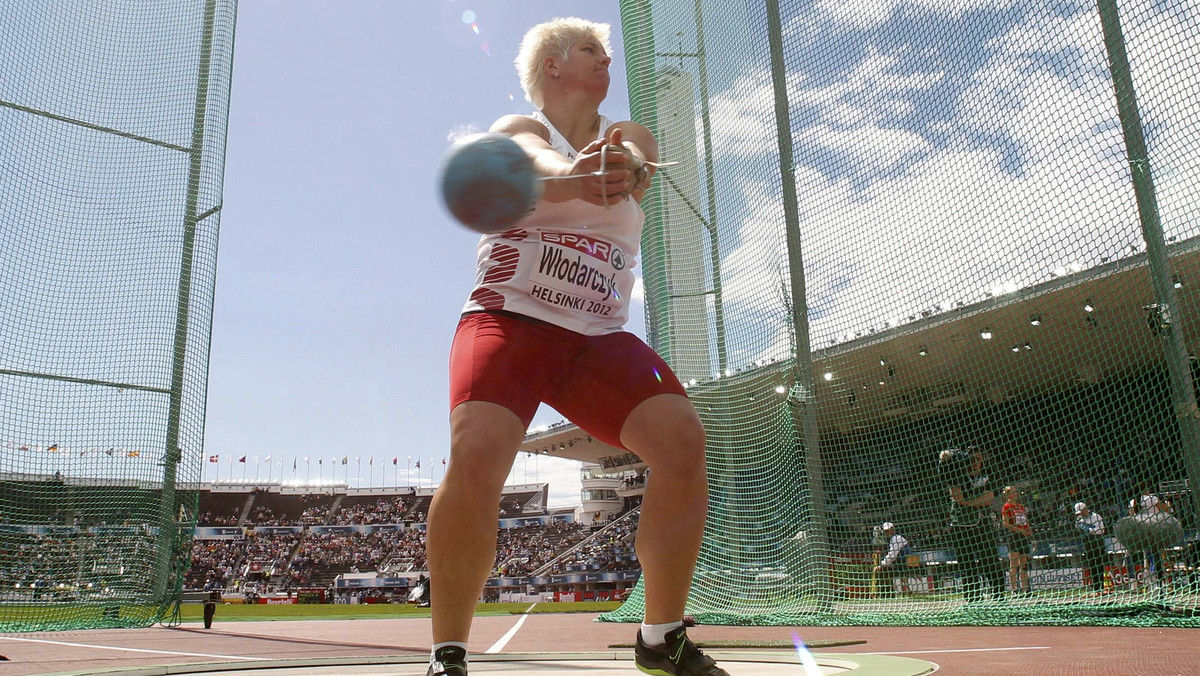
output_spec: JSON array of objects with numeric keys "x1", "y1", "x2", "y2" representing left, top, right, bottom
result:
[{"x1": 541, "y1": 231, "x2": 614, "y2": 264}]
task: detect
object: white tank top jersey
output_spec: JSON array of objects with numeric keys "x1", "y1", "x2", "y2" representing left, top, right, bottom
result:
[{"x1": 460, "y1": 111, "x2": 643, "y2": 336}]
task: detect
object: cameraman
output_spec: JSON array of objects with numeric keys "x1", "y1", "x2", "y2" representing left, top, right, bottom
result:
[{"x1": 939, "y1": 447, "x2": 1005, "y2": 603}]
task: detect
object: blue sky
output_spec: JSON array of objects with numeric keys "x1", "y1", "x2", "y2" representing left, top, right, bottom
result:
[{"x1": 201, "y1": 1, "x2": 639, "y2": 500}]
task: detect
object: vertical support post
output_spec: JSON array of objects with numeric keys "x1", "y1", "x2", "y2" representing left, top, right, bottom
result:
[
  {"x1": 156, "y1": 0, "x2": 218, "y2": 600},
  {"x1": 765, "y1": 0, "x2": 831, "y2": 609},
  {"x1": 692, "y1": 0, "x2": 727, "y2": 375},
  {"x1": 1099, "y1": 0, "x2": 1200, "y2": 522},
  {"x1": 620, "y1": 0, "x2": 671, "y2": 360}
]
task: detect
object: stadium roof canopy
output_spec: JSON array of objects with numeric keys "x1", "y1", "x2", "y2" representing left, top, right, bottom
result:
[{"x1": 521, "y1": 237, "x2": 1200, "y2": 467}]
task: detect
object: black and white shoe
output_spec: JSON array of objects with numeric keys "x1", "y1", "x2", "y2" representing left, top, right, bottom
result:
[
  {"x1": 634, "y1": 626, "x2": 729, "y2": 676},
  {"x1": 427, "y1": 645, "x2": 468, "y2": 676}
]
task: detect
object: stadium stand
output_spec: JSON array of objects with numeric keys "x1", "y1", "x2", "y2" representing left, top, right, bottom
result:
[
  {"x1": 329, "y1": 494, "x2": 414, "y2": 525},
  {"x1": 196, "y1": 489, "x2": 249, "y2": 526},
  {"x1": 0, "y1": 478, "x2": 155, "y2": 527},
  {"x1": 183, "y1": 483, "x2": 638, "y2": 599}
]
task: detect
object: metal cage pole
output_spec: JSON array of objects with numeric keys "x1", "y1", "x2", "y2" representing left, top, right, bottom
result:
[
  {"x1": 156, "y1": 0, "x2": 220, "y2": 601},
  {"x1": 1099, "y1": 0, "x2": 1200, "y2": 523},
  {"x1": 765, "y1": 0, "x2": 831, "y2": 609}
]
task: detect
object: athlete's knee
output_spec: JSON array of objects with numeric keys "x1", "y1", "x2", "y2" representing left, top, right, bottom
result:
[{"x1": 446, "y1": 435, "x2": 519, "y2": 490}]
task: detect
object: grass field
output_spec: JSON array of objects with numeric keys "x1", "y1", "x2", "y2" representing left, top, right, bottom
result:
[{"x1": 177, "y1": 600, "x2": 624, "y2": 622}]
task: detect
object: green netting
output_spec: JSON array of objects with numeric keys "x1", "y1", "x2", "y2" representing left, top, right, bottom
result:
[
  {"x1": 605, "y1": 0, "x2": 1200, "y2": 626},
  {"x1": 0, "y1": 0, "x2": 237, "y2": 631}
]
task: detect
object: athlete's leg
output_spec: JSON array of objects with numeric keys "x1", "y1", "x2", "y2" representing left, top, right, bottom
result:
[
  {"x1": 1008, "y1": 551, "x2": 1019, "y2": 593},
  {"x1": 431, "y1": 313, "x2": 558, "y2": 645},
  {"x1": 427, "y1": 401, "x2": 525, "y2": 643},
  {"x1": 1019, "y1": 552, "x2": 1031, "y2": 593},
  {"x1": 619, "y1": 393, "x2": 708, "y2": 624},
  {"x1": 545, "y1": 333, "x2": 707, "y2": 626}
]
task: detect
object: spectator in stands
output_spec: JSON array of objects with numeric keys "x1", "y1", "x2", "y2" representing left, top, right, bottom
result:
[
  {"x1": 1074, "y1": 501, "x2": 1107, "y2": 593},
  {"x1": 871, "y1": 522, "x2": 912, "y2": 597},
  {"x1": 426, "y1": 17, "x2": 722, "y2": 676},
  {"x1": 939, "y1": 447, "x2": 1005, "y2": 603},
  {"x1": 1001, "y1": 486, "x2": 1033, "y2": 596}
]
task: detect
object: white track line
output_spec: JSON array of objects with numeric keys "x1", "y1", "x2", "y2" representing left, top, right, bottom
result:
[
  {"x1": 0, "y1": 635, "x2": 271, "y2": 661},
  {"x1": 485, "y1": 602, "x2": 537, "y2": 654},
  {"x1": 863, "y1": 646, "x2": 1050, "y2": 655}
]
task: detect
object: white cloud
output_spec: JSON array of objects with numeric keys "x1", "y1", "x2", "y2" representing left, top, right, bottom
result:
[
  {"x1": 511, "y1": 453, "x2": 584, "y2": 508},
  {"x1": 813, "y1": 0, "x2": 1015, "y2": 29},
  {"x1": 446, "y1": 124, "x2": 481, "y2": 142},
  {"x1": 1124, "y1": 12, "x2": 1200, "y2": 242},
  {"x1": 691, "y1": 4, "x2": 1198, "y2": 358}
]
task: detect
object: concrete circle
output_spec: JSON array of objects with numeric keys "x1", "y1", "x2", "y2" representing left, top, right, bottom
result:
[{"x1": 88, "y1": 651, "x2": 936, "y2": 676}]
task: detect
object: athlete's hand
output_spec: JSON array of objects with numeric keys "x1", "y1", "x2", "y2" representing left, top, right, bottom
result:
[{"x1": 569, "y1": 128, "x2": 636, "y2": 206}]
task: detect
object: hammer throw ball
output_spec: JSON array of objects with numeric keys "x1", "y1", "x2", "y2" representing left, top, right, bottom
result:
[{"x1": 440, "y1": 132, "x2": 540, "y2": 234}]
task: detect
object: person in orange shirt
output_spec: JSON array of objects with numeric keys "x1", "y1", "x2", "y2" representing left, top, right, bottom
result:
[{"x1": 1001, "y1": 486, "x2": 1033, "y2": 596}]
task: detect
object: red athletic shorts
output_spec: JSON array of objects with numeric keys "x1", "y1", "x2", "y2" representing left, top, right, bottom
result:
[{"x1": 449, "y1": 311, "x2": 688, "y2": 450}]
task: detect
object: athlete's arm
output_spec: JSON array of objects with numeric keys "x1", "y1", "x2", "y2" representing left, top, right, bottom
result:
[
  {"x1": 950, "y1": 486, "x2": 994, "y2": 509},
  {"x1": 490, "y1": 114, "x2": 632, "y2": 207},
  {"x1": 1002, "y1": 506, "x2": 1017, "y2": 532}
]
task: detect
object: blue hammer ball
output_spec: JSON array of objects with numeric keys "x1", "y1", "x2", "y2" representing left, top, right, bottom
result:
[{"x1": 440, "y1": 132, "x2": 539, "y2": 234}]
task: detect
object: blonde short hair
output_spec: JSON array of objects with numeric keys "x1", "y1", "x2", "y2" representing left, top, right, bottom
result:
[{"x1": 515, "y1": 17, "x2": 612, "y2": 108}]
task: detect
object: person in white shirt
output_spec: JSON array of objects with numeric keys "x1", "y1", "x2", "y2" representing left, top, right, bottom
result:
[
  {"x1": 1074, "y1": 501, "x2": 1107, "y2": 593},
  {"x1": 1123, "y1": 488, "x2": 1170, "y2": 591},
  {"x1": 872, "y1": 522, "x2": 912, "y2": 597}
]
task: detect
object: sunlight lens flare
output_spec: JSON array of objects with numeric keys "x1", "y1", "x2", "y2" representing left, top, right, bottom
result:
[
  {"x1": 461, "y1": 10, "x2": 475, "y2": 23},
  {"x1": 653, "y1": 367, "x2": 662, "y2": 383},
  {"x1": 792, "y1": 633, "x2": 823, "y2": 676}
]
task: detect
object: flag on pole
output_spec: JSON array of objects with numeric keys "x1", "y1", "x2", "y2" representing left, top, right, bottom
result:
[
  {"x1": 415, "y1": 460, "x2": 421, "y2": 469},
  {"x1": 126, "y1": 450, "x2": 140, "y2": 457},
  {"x1": 341, "y1": 456, "x2": 348, "y2": 465},
  {"x1": 264, "y1": 454, "x2": 271, "y2": 463},
  {"x1": 208, "y1": 455, "x2": 219, "y2": 463},
  {"x1": 392, "y1": 457, "x2": 398, "y2": 465},
  {"x1": 293, "y1": 458, "x2": 298, "y2": 470},
  {"x1": 106, "y1": 447, "x2": 115, "y2": 456},
  {"x1": 47, "y1": 444, "x2": 59, "y2": 452},
  {"x1": 369, "y1": 457, "x2": 373, "y2": 466},
  {"x1": 442, "y1": 457, "x2": 447, "y2": 465},
  {"x1": 239, "y1": 455, "x2": 247, "y2": 463},
  {"x1": 318, "y1": 457, "x2": 323, "y2": 465}
]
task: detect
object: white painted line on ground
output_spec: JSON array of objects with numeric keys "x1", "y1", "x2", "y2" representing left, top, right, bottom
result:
[
  {"x1": 485, "y1": 602, "x2": 537, "y2": 654},
  {"x1": 0, "y1": 635, "x2": 272, "y2": 661},
  {"x1": 863, "y1": 646, "x2": 1051, "y2": 655}
]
